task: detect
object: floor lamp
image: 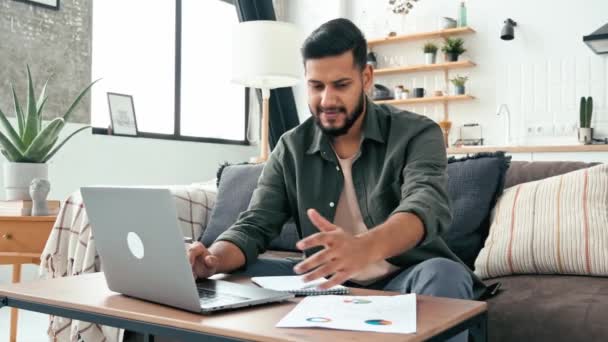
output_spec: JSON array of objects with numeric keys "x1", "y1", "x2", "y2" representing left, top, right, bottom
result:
[{"x1": 231, "y1": 20, "x2": 302, "y2": 163}]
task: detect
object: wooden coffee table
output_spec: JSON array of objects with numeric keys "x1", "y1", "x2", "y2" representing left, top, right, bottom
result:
[{"x1": 0, "y1": 272, "x2": 487, "y2": 342}]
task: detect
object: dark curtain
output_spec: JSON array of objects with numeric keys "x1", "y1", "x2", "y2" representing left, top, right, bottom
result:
[{"x1": 233, "y1": 0, "x2": 301, "y2": 150}]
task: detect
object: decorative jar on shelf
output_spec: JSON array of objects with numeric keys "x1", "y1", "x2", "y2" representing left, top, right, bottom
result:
[{"x1": 393, "y1": 85, "x2": 404, "y2": 99}]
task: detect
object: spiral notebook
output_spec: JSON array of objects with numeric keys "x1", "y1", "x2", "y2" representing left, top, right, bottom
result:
[{"x1": 251, "y1": 275, "x2": 349, "y2": 296}]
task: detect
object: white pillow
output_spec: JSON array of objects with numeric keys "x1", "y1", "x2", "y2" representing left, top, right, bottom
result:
[{"x1": 474, "y1": 164, "x2": 608, "y2": 279}]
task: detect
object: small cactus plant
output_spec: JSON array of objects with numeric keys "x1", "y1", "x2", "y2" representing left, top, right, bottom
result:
[{"x1": 579, "y1": 96, "x2": 593, "y2": 128}]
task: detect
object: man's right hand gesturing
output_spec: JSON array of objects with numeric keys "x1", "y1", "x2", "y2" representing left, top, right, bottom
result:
[{"x1": 187, "y1": 241, "x2": 219, "y2": 279}]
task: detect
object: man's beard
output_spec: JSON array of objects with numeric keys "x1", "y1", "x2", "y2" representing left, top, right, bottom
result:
[{"x1": 311, "y1": 92, "x2": 366, "y2": 137}]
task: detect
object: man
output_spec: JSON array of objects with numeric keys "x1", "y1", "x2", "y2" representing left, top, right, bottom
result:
[{"x1": 188, "y1": 18, "x2": 485, "y2": 341}]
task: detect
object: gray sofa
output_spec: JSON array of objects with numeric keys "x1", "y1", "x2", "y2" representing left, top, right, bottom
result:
[
  {"x1": 126, "y1": 159, "x2": 607, "y2": 342},
  {"x1": 210, "y1": 160, "x2": 608, "y2": 341},
  {"x1": 480, "y1": 161, "x2": 608, "y2": 342}
]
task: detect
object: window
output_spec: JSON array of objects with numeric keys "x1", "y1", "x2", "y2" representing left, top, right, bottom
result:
[
  {"x1": 180, "y1": 0, "x2": 247, "y2": 141},
  {"x1": 91, "y1": 0, "x2": 248, "y2": 144}
]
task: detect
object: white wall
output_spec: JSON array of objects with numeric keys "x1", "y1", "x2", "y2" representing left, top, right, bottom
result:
[
  {"x1": 285, "y1": 0, "x2": 348, "y2": 122},
  {"x1": 286, "y1": 0, "x2": 608, "y2": 147},
  {"x1": 0, "y1": 120, "x2": 257, "y2": 202}
]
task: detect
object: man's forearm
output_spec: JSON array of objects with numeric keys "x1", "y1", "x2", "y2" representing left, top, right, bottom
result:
[
  {"x1": 361, "y1": 212, "x2": 425, "y2": 262},
  {"x1": 208, "y1": 241, "x2": 246, "y2": 273}
]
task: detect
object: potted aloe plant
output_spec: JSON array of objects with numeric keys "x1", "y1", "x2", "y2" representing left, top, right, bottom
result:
[
  {"x1": 423, "y1": 42, "x2": 438, "y2": 65},
  {"x1": 442, "y1": 37, "x2": 466, "y2": 62},
  {"x1": 578, "y1": 96, "x2": 593, "y2": 144},
  {"x1": 0, "y1": 66, "x2": 98, "y2": 200}
]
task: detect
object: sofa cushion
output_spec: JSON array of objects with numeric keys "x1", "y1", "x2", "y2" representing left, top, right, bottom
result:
[
  {"x1": 505, "y1": 160, "x2": 600, "y2": 188},
  {"x1": 443, "y1": 152, "x2": 511, "y2": 269},
  {"x1": 200, "y1": 163, "x2": 299, "y2": 251},
  {"x1": 475, "y1": 163, "x2": 608, "y2": 279},
  {"x1": 486, "y1": 275, "x2": 608, "y2": 342}
]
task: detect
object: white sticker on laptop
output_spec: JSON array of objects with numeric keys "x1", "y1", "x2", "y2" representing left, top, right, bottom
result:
[{"x1": 127, "y1": 232, "x2": 145, "y2": 259}]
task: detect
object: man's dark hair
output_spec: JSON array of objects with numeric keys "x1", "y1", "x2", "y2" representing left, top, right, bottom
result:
[{"x1": 301, "y1": 18, "x2": 367, "y2": 70}]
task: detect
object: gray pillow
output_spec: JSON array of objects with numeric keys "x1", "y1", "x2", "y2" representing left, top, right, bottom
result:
[
  {"x1": 443, "y1": 152, "x2": 511, "y2": 269},
  {"x1": 199, "y1": 163, "x2": 299, "y2": 251}
]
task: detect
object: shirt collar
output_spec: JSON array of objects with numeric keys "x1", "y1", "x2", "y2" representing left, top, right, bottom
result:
[{"x1": 306, "y1": 96, "x2": 385, "y2": 155}]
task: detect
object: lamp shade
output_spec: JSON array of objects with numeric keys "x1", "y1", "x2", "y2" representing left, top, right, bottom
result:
[
  {"x1": 231, "y1": 20, "x2": 303, "y2": 89},
  {"x1": 584, "y1": 22, "x2": 608, "y2": 54},
  {"x1": 500, "y1": 18, "x2": 517, "y2": 41}
]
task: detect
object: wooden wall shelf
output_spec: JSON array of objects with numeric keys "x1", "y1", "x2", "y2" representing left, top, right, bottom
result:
[
  {"x1": 375, "y1": 94, "x2": 475, "y2": 106},
  {"x1": 368, "y1": 27, "x2": 476, "y2": 47},
  {"x1": 370, "y1": 26, "x2": 477, "y2": 143},
  {"x1": 374, "y1": 60, "x2": 475, "y2": 76}
]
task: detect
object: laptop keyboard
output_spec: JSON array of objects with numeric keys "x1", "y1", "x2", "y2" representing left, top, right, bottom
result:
[{"x1": 197, "y1": 287, "x2": 250, "y2": 306}]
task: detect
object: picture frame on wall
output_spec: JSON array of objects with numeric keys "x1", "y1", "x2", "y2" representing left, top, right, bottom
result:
[
  {"x1": 107, "y1": 93, "x2": 138, "y2": 137},
  {"x1": 13, "y1": 0, "x2": 60, "y2": 10}
]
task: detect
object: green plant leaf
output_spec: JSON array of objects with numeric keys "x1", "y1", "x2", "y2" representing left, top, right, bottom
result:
[
  {"x1": 423, "y1": 42, "x2": 438, "y2": 53},
  {"x1": 36, "y1": 73, "x2": 53, "y2": 112},
  {"x1": 587, "y1": 96, "x2": 593, "y2": 128},
  {"x1": 11, "y1": 84, "x2": 25, "y2": 137},
  {"x1": 62, "y1": 79, "x2": 101, "y2": 123},
  {"x1": 43, "y1": 125, "x2": 90, "y2": 163},
  {"x1": 22, "y1": 65, "x2": 40, "y2": 147},
  {"x1": 579, "y1": 97, "x2": 585, "y2": 128},
  {"x1": 23, "y1": 117, "x2": 65, "y2": 161},
  {"x1": 0, "y1": 130, "x2": 25, "y2": 162},
  {"x1": 27, "y1": 136, "x2": 58, "y2": 162},
  {"x1": 36, "y1": 96, "x2": 48, "y2": 131},
  {"x1": 442, "y1": 37, "x2": 466, "y2": 55},
  {"x1": 0, "y1": 106, "x2": 26, "y2": 153}
]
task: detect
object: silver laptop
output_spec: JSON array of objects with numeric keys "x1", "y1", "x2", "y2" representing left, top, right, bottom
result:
[{"x1": 80, "y1": 186, "x2": 294, "y2": 314}]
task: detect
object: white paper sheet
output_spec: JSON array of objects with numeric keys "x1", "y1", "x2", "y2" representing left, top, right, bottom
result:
[{"x1": 276, "y1": 294, "x2": 416, "y2": 334}]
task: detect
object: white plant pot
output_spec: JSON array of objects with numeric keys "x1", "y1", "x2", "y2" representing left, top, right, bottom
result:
[
  {"x1": 3, "y1": 162, "x2": 48, "y2": 200},
  {"x1": 578, "y1": 128, "x2": 593, "y2": 145},
  {"x1": 425, "y1": 53, "x2": 437, "y2": 65}
]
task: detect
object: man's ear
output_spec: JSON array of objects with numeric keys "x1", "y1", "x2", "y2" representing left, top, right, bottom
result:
[{"x1": 362, "y1": 64, "x2": 374, "y2": 94}]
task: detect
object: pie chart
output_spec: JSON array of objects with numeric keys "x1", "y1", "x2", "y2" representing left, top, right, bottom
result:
[
  {"x1": 306, "y1": 317, "x2": 331, "y2": 323},
  {"x1": 365, "y1": 319, "x2": 392, "y2": 326},
  {"x1": 343, "y1": 298, "x2": 372, "y2": 304}
]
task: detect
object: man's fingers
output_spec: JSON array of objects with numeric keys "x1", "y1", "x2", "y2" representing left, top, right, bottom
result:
[
  {"x1": 204, "y1": 255, "x2": 218, "y2": 269},
  {"x1": 187, "y1": 242, "x2": 207, "y2": 264},
  {"x1": 307, "y1": 209, "x2": 338, "y2": 232},
  {"x1": 193, "y1": 255, "x2": 216, "y2": 279},
  {"x1": 318, "y1": 270, "x2": 350, "y2": 290},
  {"x1": 187, "y1": 242, "x2": 218, "y2": 279},
  {"x1": 301, "y1": 259, "x2": 339, "y2": 283},
  {"x1": 293, "y1": 249, "x2": 333, "y2": 274},
  {"x1": 296, "y1": 232, "x2": 332, "y2": 251}
]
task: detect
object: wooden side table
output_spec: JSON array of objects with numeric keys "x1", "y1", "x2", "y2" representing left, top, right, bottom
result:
[{"x1": 0, "y1": 215, "x2": 56, "y2": 342}]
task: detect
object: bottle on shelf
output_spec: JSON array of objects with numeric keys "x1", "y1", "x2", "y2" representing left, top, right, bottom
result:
[{"x1": 458, "y1": 1, "x2": 467, "y2": 27}]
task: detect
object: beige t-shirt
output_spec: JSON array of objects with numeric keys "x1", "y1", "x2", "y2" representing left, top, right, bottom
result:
[{"x1": 333, "y1": 153, "x2": 400, "y2": 285}]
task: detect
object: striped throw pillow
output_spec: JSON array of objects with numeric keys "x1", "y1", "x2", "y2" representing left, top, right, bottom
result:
[{"x1": 474, "y1": 163, "x2": 608, "y2": 279}]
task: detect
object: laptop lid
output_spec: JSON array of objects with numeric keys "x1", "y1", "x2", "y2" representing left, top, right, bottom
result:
[{"x1": 81, "y1": 186, "x2": 202, "y2": 312}]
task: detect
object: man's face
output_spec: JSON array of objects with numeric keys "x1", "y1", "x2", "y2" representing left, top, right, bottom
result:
[{"x1": 305, "y1": 51, "x2": 373, "y2": 136}]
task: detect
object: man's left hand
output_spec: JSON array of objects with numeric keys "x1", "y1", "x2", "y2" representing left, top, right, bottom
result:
[{"x1": 293, "y1": 208, "x2": 375, "y2": 290}]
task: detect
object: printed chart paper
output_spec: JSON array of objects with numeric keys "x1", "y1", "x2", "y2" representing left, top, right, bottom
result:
[{"x1": 276, "y1": 294, "x2": 416, "y2": 334}]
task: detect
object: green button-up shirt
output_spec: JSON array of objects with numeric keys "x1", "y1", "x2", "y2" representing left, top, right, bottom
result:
[{"x1": 216, "y1": 98, "x2": 486, "y2": 298}]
